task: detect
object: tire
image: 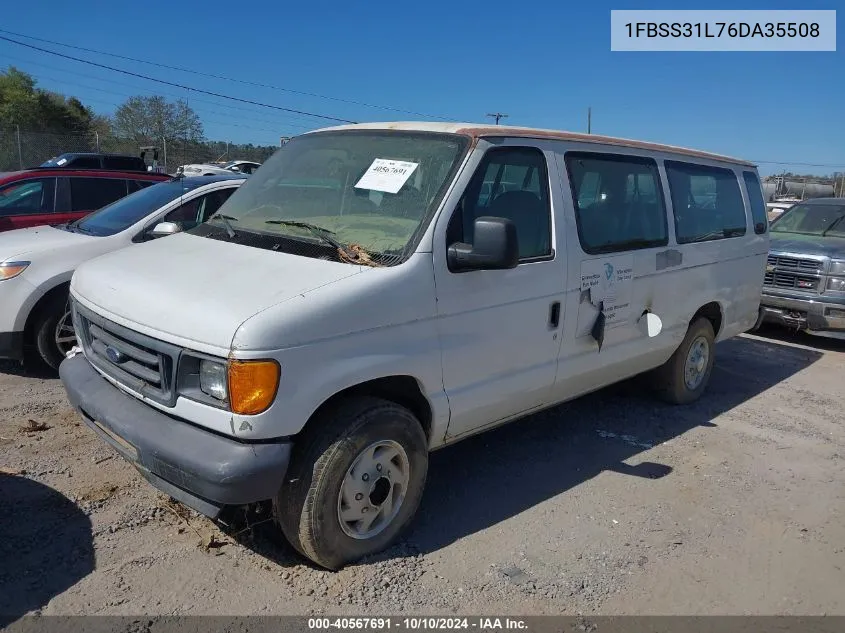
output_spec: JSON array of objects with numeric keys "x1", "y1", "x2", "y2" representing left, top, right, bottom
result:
[
  {"x1": 653, "y1": 317, "x2": 715, "y2": 405},
  {"x1": 32, "y1": 294, "x2": 74, "y2": 371},
  {"x1": 275, "y1": 396, "x2": 428, "y2": 570}
]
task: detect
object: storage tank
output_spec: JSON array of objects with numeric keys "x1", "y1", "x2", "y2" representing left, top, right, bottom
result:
[
  {"x1": 761, "y1": 182, "x2": 778, "y2": 201},
  {"x1": 782, "y1": 181, "x2": 835, "y2": 198}
]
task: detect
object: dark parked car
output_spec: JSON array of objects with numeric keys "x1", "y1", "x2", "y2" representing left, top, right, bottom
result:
[
  {"x1": 0, "y1": 168, "x2": 170, "y2": 232},
  {"x1": 756, "y1": 198, "x2": 845, "y2": 334},
  {"x1": 40, "y1": 152, "x2": 149, "y2": 172}
]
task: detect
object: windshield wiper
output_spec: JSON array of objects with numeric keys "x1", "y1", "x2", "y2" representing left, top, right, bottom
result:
[
  {"x1": 66, "y1": 221, "x2": 93, "y2": 235},
  {"x1": 264, "y1": 219, "x2": 355, "y2": 257},
  {"x1": 822, "y1": 215, "x2": 845, "y2": 237},
  {"x1": 209, "y1": 213, "x2": 237, "y2": 238}
]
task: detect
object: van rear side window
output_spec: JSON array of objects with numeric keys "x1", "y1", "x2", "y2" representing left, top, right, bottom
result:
[
  {"x1": 665, "y1": 161, "x2": 747, "y2": 243},
  {"x1": 565, "y1": 152, "x2": 668, "y2": 254},
  {"x1": 742, "y1": 171, "x2": 768, "y2": 234}
]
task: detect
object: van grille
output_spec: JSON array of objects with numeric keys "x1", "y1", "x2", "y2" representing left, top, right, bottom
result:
[{"x1": 72, "y1": 300, "x2": 180, "y2": 406}]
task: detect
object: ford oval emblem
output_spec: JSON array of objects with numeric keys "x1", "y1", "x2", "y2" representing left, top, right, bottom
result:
[{"x1": 105, "y1": 346, "x2": 125, "y2": 364}]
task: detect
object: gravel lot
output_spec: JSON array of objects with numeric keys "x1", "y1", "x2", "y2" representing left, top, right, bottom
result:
[{"x1": 1, "y1": 326, "x2": 844, "y2": 621}]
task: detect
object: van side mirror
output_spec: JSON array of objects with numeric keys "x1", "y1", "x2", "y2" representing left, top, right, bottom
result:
[
  {"x1": 447, "y1": 216, "x2": 519, "y2": 272},
  {"x1": 149, "y1": 221, "x2": 182, "y2": 238}
]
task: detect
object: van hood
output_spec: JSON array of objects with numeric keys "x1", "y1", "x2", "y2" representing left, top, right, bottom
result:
[
  {"x1": 71, "y1": 232, "x2": 363, "y2": 354},
  {"x1": 0, "y1": 225, "x2": 91, "y2": 261},
  {"x1": 770, "y1": 233, "x2": 845, "y2": 259}
]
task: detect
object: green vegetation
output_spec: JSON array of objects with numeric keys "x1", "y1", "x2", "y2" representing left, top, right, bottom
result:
[{"x1": 0, "y1": 67, "x2": 280, "y2": 170}]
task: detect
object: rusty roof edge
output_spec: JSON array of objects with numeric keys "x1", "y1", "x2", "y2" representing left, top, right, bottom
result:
[
  {"x1": 457, "y1": 126, "x2": 755, "y2": 167},
  {"x1": 303, "y1": 122, "x2": 755, "y2": 168}
]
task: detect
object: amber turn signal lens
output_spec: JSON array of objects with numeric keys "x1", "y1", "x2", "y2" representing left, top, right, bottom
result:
[
  {"x1": 227, "y1": 360, "x2": 280, "y2": 415},
  {"x1": 0, "y1": 261, "x2": 30, "y2": 280}
]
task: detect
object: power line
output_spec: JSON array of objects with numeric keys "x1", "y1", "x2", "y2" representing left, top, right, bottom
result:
[
  {"x1": 74, "y1": 96, "x2": 299, "y2": 136},
  {"x1": 0, "y1": 35, "x2": 356, "y2": 124},
  {"x1": 1, "y1": 52, "x2": 327, "y2": 126},
  {"x1": 0, "y1": 28, "x2": 451, "y2": 120},
  {"x1": 27, "y1": 71, "x2": 317, "y2": 132}
]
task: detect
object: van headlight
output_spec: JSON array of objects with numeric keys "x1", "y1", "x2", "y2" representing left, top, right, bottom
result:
[
  {"x1": 185, "y1": 356, "x2": 280, "y2": 414},
  {"x1": 0, "y1": 261, "x2": 30, "y2": 280},
  {"x1": 199, "y1": 360, "x2": 228, "y2": 400},
  {"x1": 830, "y1": 260, "x2": 845, "y2": 276}
]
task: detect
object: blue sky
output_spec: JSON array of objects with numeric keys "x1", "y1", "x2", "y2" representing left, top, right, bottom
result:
[{"x1": 1, "y1": 0, "x2": 842, "y2": 176}]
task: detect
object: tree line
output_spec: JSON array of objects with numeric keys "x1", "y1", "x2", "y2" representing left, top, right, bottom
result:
[{"x1": 0, "y1": 66, "x2": 280, "y2": 168}]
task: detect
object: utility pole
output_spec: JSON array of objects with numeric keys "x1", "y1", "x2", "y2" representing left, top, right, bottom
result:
[
  {"x1": 587, "y1": 107, "x2": 592, "y2": 134},
  {"x1": 15, "y1": 125, "x2": 23, "y2": 169},
  {"x1": 486, "y1": 113, "x2": 508, "y2": 125}
]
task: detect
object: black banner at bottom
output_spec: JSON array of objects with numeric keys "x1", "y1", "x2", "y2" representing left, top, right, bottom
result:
[{"x1": 2, "y1": 616, "x2": 844, "y2": 633}]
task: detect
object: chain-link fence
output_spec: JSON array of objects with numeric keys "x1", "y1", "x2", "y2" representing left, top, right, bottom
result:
[{"x1": 0, "y1": 128, "x2": 278, "y2": 173}]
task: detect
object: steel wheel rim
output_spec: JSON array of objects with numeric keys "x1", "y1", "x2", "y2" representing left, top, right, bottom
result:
[
  {"x1": 54, "y1": 306, "x2": 77, "y2": 357},
  {"x1": 683, "y1": 335, "x2": 709, "y2": 390},
  {"x1": 337, "y1": 440, "x2": 410, "y2": 540}
]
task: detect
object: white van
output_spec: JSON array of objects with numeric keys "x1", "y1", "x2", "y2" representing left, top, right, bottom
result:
[{"x1": 60, "y1": 123, "x2": 769, "y2": 569}]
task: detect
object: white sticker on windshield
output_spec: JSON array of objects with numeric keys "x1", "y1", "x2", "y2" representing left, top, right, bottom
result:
[
  {"x1": 354, "y1": 158, "x2": 419, "y2": 194},
  {"x1": 56, "y1": 158, "x2": 68, "y2": 166}
]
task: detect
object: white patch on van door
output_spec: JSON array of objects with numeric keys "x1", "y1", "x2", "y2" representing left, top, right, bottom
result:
[{"x1": 577, "y1": 255, "x2": 634, "y2": 336}]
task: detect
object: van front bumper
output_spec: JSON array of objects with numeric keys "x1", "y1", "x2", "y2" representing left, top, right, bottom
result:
[
  {"x1": 60, "y1": 354, "x2": 292, "y2": 518},
  {"x1": 759, "y1": 292, "x2": 845, "y2": 332}
]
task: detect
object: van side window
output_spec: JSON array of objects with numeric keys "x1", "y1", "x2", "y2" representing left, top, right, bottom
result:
[
  {"x1": 565, "y1": 153, "x2": 667, "y2": 254},
  {"x1": 665, "y1": 161, "x2": 747, "y2": 243},
  {"x1": 448, "y1": 147, "x2": 552, "y2": 261},
  {"x1": 742, "y1": 171, "x2": 768, "y2": 234}
]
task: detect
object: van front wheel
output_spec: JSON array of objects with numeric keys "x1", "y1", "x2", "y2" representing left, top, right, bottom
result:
[
  {"x1": 275, "y1": 397, "x2": 428, "y2": 570},
  {"x1": 654, "y1": 317, "x2": 715, "y2": 405}
]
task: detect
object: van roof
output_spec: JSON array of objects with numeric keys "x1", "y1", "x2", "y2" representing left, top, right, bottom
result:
[{"x1": 308, "y1": 121, "x2": 755, "y2": 168}]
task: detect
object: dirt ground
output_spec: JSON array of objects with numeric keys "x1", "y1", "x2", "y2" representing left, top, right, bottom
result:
[{"x1": 1, "y1": 326, "x2": 844, "y2": 621}]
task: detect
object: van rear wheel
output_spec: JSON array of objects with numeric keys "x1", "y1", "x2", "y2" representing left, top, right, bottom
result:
[
  {"x1": 654, "y1": 317, "x2": 715, "y2": 405},
  {"x1": 274, "y1": 397, "x2": 428, "y2": 570}
]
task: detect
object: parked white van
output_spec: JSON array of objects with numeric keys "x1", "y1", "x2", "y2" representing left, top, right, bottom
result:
[{"x1": 60, "y1": 123, "x2": 769, "y2": 569}]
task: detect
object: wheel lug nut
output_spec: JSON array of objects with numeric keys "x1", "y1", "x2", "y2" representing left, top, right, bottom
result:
[
  {"x1": 355, "y1": 493, "x2": 363, "y2": 501},
  {"x1": 362, "y1": 473, "x2": 369, "y2": 482},
  {"x1": 362, "y1": 507, "x2": 369, "y2": 513},
  {"x1": 376, "y1": 464, "x2": 382, "y2": 472}
]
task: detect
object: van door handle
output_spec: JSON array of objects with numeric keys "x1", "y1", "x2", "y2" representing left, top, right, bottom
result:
[{"x1": 549, "y1": 301, "x2": 561, "y2": 328}]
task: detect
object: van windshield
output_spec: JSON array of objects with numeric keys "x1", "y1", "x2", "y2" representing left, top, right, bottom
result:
[
  {"x1": 202, "y1": 131, "x2": 468, "y2": 263},
  {"x1": 771, "y1": 203, "x2": 845, "y2": 237}
]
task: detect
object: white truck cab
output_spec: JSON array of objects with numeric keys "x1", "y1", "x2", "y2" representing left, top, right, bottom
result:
[{"x1": 60, "y1": 122, "x2": 769, "y2": 569}]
